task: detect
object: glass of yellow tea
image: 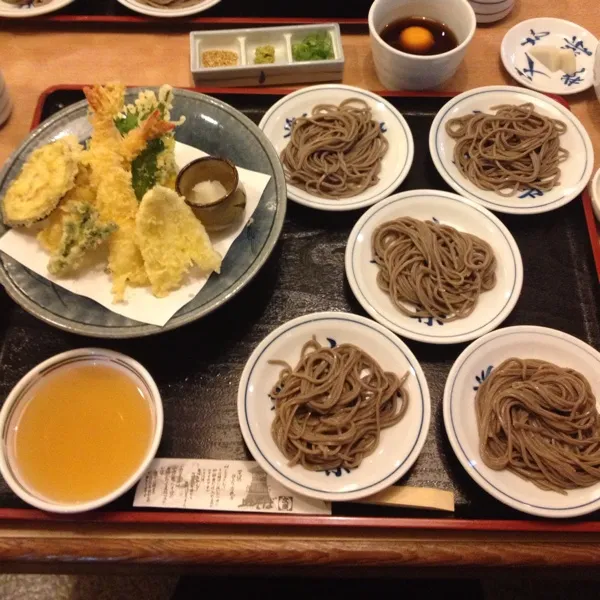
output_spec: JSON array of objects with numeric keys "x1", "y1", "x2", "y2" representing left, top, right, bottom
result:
[{"x1": 0, "y1": 349, "x2": 163, "y2": 513}]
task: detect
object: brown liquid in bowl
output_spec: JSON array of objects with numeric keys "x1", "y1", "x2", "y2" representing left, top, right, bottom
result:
[{"x1": 380, "y1": 16, "x2": 459, "y2": 56}]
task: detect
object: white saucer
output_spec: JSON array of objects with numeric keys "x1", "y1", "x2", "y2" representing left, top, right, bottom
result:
[
  {"x1": 116, "y1": 0, "x2": 221, "y2": 18},
  {"x1": 444, "y1": 325, "x2": 600, "y2": 519},
  {"x1": 590, "y1": 168, "x2": 600, "y2": 223},
  {"x1": 345, "y1": 190, "x2": 523, "y2": 345},
  {"x1": 0, "y1": 0, "x2": 74, "y2": 17},
  {"x1": 501, "y1": 18, "x2": 598, "y2": 96},
  {"x1": 429, "y1": 85, "x2": 594, "y2": 215},
  {"x1": 237, "y1": 311, "x2": 431, "y2": 502},
  {"x1": 259, "y1": 84, "x2": 414, "y2": 212}
]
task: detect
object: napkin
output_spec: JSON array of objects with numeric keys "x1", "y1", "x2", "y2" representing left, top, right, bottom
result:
[{"x1": 0, "y1": 143, "x2": 271, "y2": 327}]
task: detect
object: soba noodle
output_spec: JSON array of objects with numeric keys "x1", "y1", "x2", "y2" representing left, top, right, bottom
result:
[
  {"x1": 371, "y1": 217, "x2": 496, "y2": 322},
  {"x1": 476, "y1": 358, "x2": 600, "y2": 493},
  {"x1": 269, "y1": 337, "x2": 409, "y2": 471},
  {"x1": 445, "y1": 103, "x2": 569, "y2": 197},
  {"x1": 280, "y1": 98, "x2": 389, "y2": 199}
]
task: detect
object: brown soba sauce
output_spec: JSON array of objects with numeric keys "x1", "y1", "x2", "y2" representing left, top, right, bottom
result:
[{"x1": 380, "y1": 16, "x2": 459, "y2": 56}]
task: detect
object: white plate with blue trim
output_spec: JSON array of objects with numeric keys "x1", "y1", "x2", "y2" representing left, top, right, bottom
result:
[
  {"x1": 444, "y1": 325, "x2": 600, "y2": 519},
  {"x1": 0, "y1": 0, "x2": 75, "y2": 18},
  {"x1": 258, "y1": 84, "x2": 414, "y2": 211},
  {"x1": 501, "y1": 18, "x2": 598, "y2": 96},
  {"x1": 345, "y1": 190, "x2": 523, "y2": 345},
  {"x1": 429, "y1": 85, "x2": 594, "y2": 215},
  {"x1": 237, "y1": 311, "x2": 431, "y2": 501}
]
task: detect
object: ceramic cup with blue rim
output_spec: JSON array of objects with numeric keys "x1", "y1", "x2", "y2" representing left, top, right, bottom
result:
[
  {"x1": 368, "y1": 0, "x2": 476, "y2": 90},
  {"x1": 443, "y1": 325, "x2": 600, "y2": 519},
  {"x1": 237, "y1": 311, "x2": 431, "y2": 502},
  {"x1": 0, "y1": 71, "x2": 12, "y2": 127}
]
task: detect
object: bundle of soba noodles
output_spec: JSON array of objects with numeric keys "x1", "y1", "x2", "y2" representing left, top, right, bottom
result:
[{"x1": 445, "y1": 103, "x2": 569, "y2": 197}]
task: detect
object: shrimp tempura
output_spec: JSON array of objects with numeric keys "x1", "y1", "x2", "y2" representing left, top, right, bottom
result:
[{"x1": 82, "y1": 83, "x2": 175, "y2": 300}]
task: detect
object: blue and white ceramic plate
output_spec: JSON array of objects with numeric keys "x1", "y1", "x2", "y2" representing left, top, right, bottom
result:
[
  {"x1": 259, "y1": 84, "x2": 414, "y2": 212},
  {"x1": 429, "y1": 85, "x2": 594, "y2": 215},
  {"x1": 0, "y1": 0, "x2": 75, "y2": 18},
  {"x1": 0, "y1": 88, "x2": 286, "y2": 338},
  {"x1": 444, "y1": 326, "x2": 600, "y2": 519},
  {"x1": 345, "y1": 190, "x2": 523, "y2": 345},
  {"x1": 501, "y1": 18, "x2": 598, "y2": 96},
  {"x1": 238, "y1": 311, "x2": 431, "y2": 501}
]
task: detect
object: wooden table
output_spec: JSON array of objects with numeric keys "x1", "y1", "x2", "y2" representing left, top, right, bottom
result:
[{"x1": 1, "y1": 0, "x2": 600, "y2": 573}]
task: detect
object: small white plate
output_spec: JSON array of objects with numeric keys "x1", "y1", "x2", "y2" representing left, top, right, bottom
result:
[
  {"x1": 237, "y1": 311, "x2": 431, "y2": 501},
  {"x1": 501, "y1": 18, "x2": 598, "y2": 96},
  {"x1": 444, "y1": 325, "x2": 600, "y2": 518},
  {"x1": 259, "y1": 84, "x2": 414, "y2": 212},
  {"x1": 429, "y1": 85, "x2": 594, "y2": 215},
  {"x1": 345, "y1": 190, "x2": 523, "y2": 345},
  {"x1": 116, "y1": 0, "x2": 221, "y2": 18},
  {"x1": 590, "y1": 168, "x2": 600, "y2": 222},
  {"x1": 0, "y1": 0, "x2": 74, "y2": 18}
]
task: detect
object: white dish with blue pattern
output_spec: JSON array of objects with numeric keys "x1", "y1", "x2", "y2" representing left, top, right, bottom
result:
[
  {"x1": 259, "y1": 84, "x2": 414, "y2": 212},
  {"x1": 0, "y1": 0, "x2": 75, "y2": 18},
  {"x1": 444, "y1": 325, "x2": 600, "y2": 518},
  {"x1": 345, "y1": 190, "x2": 523, "y2": 345},
  {"x1": 237, "y1": 311, "x2": 431, "y2": 501},
  {"x1": 429, "y1": 85, "x2": 594, "y2": 215},
  {"x1": 501, "y1": 18, "x2": 598, "y2": 96}
]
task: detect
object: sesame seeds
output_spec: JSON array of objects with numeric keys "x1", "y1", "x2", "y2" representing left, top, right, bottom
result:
[{"x1": 201, "y1": 50, "x2": 239, "y2": 68}]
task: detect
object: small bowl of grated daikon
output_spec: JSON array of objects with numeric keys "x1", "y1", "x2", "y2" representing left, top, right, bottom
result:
[{"x1": 177, "y1": 156, "x2": 247, "y2": 232}]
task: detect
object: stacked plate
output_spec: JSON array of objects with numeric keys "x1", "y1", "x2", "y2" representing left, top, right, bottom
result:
[
  {"x1": 468, "y1": 0, "x2": 513, "y2": 24},
  {"x1": 0, "y1": 71, "x2": 11, "y2": 127}
]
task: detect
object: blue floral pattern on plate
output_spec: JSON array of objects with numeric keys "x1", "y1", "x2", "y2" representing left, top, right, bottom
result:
[
  {"x1": 561, "y1": 36, "x2": 593, "y2": 56},
  {"x1": 520, "y1": 29, "x2": 550, "y2": 47},
  {"x1": 473, "y1": 365, "x2": 493, "y2": 391},
  {"x1": 516, "y1": 53, "x2": 550, "y2": 82},
  {"x1": 561, "y1": 68, "x2": 586, "y2": 86}
]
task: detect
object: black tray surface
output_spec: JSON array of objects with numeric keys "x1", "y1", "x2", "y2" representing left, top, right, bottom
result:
[
  {"x1": 9, "y1": 0, "x2": 372, "y2": 21},
  {"x1": 0, "y1": 89, "x2": 598, "y2": 522}
]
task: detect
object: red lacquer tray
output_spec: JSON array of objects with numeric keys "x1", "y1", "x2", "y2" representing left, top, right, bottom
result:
[{"x1": 0, "y1": 85, "x2": 598, "y2": 535}]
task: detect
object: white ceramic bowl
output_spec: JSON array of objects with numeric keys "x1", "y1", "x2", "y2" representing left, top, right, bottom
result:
[
  {"x1": 444, "y1": 326, "x2": 600, "y2": 518},
  {"x1": 429, "y1": 85, "x2": 595, "y2": 215},
  {"x1": 116, "y1": 0, "x2": 221, "y2": 18},
  {"x1": 0, "y1": 0, "x2": 74, "y2": 18},
  {"x1": 258, "y1": 84, "x2": 414, "y2": 211},
  {"x1": 590, "y1": 168, "x2": 600, "y2": 222},
  {"x1": 345, "y1": 190, "x2": 523, "y2": 345},
  {"x1": 468, "y1": 0, "x2": 513, "y2": 24},
  {"x1": 238, "y1": 311, "x2": 431, "y2": 502},
  {"x1": 0, "y1": 349, "x2": 163, "y2": 513},
  {"x1": 368, "y1": 0, "x2": 476, "y2": 90}
]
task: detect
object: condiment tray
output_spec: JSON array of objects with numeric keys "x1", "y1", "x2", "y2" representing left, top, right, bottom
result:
[{"x1": 190, "y1": 23, "x2": 344, "y2": 86}]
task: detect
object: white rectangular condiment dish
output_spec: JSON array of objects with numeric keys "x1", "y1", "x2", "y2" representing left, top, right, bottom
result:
[{"x1": 190, "y1": 23, "x2": 344, "y2": 87}]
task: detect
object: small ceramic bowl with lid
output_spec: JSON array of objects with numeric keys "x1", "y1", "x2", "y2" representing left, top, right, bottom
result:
[{"x1": 177, "y1": 156, "x2": 247, "y2": 232}]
